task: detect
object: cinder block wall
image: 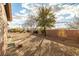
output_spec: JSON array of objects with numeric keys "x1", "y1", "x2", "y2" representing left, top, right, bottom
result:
[{"x1": 46, "y1": 29, "x2": 79, "y2": 39}]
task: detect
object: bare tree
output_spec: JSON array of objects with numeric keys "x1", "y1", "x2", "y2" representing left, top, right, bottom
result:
[{"x1": 67, "y1": 16, "x2": 79, "y2": 29}]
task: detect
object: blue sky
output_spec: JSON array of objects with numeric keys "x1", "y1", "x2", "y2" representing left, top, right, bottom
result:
[
  {"x1": 8, "y1": 3, "x2": 79, "y2": 29},
  {"x1": 12, "y1": 3, "x2": 22, "y2": 16}
]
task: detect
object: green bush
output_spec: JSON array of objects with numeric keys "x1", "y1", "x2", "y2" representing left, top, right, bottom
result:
[{"x1": 8, "y1": 28, "x2": 24, "y2": 33}]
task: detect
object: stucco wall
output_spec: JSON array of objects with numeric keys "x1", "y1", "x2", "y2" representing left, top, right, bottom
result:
[{"x1": 0, "y1": 4, "x2": 8, "y2": 55}]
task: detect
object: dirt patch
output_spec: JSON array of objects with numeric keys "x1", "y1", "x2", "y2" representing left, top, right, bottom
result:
[{"x1": 6, "y1": 32, "x2": 79, "y2": 56}]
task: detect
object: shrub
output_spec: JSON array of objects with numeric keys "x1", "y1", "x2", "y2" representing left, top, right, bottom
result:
[
  {"x1": 33, "y1": 30, "x2": 38, "y2": 34},
  {"x1": 26, "y1": 30, "x2": 30, "y2": 32}
]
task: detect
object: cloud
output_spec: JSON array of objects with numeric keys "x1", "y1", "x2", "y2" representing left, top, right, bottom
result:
[
  {"x1": 8, "y1": 18, "x2": 26, "y2": 28},
  {"x1": 21, "y1": 3, "x2": 31, "y2": 9},
  {"x1": 10, "y1": 3, "x2": 79, "y2": 29},
  {"x1": 55, "y1": 23, "x2": 67, "y2": 28},
  {"x1": 20, "y1": 9, "x2": 26, "y2": 14},
  {"x1": 56, "y1": 16, "x2": 64, "y2": 22},
  {"x1": 55, "y1": 9, "x2": 75, "y2": 22}
]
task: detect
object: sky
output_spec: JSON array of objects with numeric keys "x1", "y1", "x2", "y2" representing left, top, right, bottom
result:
[{"x1": 8, "y1": 3, "x2": 79, "y2": 29}]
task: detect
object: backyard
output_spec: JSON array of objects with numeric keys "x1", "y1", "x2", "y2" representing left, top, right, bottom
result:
[
  {"x1": 4, "y1": 3, "x2": 79, "y2": 56},
  {"x1": 6, "y1": 31, "x2": 79, "y2": 56}
]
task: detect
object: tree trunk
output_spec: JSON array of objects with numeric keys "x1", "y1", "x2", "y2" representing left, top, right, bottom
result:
[{"x1": 44, "y1": 27, "x2": 46, "y2": 37}]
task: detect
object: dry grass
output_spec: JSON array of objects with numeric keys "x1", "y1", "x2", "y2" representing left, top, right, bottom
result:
[{"x1": 6, "y1": 32, "x2": 79, "y2": 56}]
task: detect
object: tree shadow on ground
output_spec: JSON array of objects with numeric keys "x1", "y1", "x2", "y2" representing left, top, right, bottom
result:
[
  {"x1": 23, "y1": 35, "x2": 77, "y2": 56},
  {"x1": 7, "y1": 33, "x2": 79, "y2": 56},
  {"x1": 24, "y1": 35, "x2": 45, "y2": 56},
  {"x1": 16, "y1": 33, "x2": 32, "y2": 44},
  {"x1": 27, "y1": 34, "x2": 79, "y2": 56},
  {"x1": 6, "y1": 33, "x2": 33, "y2": 56}
]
